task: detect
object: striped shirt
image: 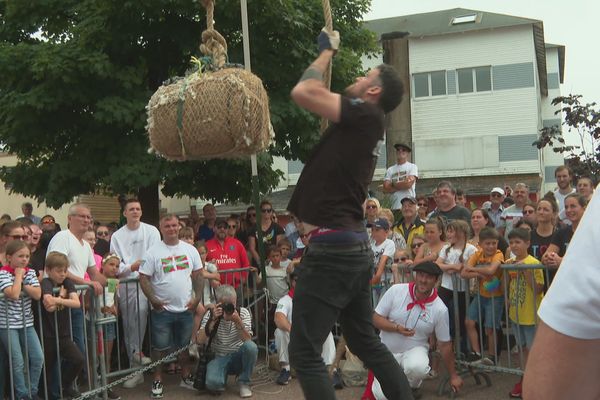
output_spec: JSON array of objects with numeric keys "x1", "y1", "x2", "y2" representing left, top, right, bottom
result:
[
  {"x1": 201, "y1": 307, "x2": 253, "y2": 357},
  {"x1": 0, "y1": 269, "x2": 40, "y2": 329}
]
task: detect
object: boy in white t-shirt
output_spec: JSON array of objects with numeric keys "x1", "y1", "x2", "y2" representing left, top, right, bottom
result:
[
  {"x1": 383, "y1": 143, "x2": 418, "y2": 214},
  {"x1": 256, "y1": 245, "x2": 289, "y2": 339},
  {"x1": 369, "y1": 218, "x2": 396, "y2": 306}
]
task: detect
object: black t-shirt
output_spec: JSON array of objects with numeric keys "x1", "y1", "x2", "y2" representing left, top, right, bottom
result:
[
  {"x1": 41, "y1": 277, "x2": 77, "y2": 339},
  {"x1": 287, "y1": 97, "x2": 385, "y2": 231},
  {"x1": 251, "y1": 222, "x2": 285, "y2": 247},
  {"x1": 550, "y1": 226, "x2": 573, "y2": 258},
  {"x1": 429, "y1": 205, "x2": 472, "y2": 225},
  {"x1": 529, "y1": 229, "x2": 555, "y2": 260}
]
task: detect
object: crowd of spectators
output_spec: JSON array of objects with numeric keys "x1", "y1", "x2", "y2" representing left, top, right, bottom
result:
[{"x1": 0, "y1": 164, "x2": 595, "y2": 399}]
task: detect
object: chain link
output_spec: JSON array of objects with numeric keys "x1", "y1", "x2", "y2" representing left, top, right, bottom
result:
[{"x1": 74, "y1": 342, "x2": 195, "y2": 400}]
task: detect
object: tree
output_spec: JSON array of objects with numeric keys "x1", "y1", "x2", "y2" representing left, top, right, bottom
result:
[
  {"x1": 535, "y1": 94, "x2": 600, "y2": 180},
  {"x1": 0, "y1": 0, "x2": 377, "y2": 219}
]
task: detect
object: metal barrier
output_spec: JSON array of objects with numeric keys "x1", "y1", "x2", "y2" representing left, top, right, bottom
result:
[{"x1": 0, "y1": 267, "x2": 270, "y2": 400}]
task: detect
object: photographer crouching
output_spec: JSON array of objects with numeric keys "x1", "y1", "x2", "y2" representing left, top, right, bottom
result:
[{"x1": 198, "y1": 285, "x2": 258, "y2": 398}]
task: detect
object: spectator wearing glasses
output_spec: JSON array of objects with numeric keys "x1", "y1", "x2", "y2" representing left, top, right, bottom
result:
[
  {"x1": 46, "y1": 204, "x2": 107, "y2": 367},
  {"x1": 247, "y1": 200, "x2": 284, "y2": 268},
  {"x1": 482, "y1": 187, "x2": 505, "y2": 229},
  {"x1": 393, "y1": 197, "x2": 425, "y2": 254},
  {"x1": 206, "y1": 218, "x2": 251, "y2": 290},
  {"x1": 226, "y1": 216, "x2": 240, "y2": 239},
  {"x1": 0, "y1": 221, "x2": 27, "y2": 267},
  {"x1": 40, "y1": 214, "x2": 60, "y2": 234},
  {"x1": 96, "y1": 224, "x2": 111, "y2": 242},
  {"x1": 237, "y1": 206, "x2": 257, "y2": 249},
  {"x1": 365, "y1": 198, "x2": 381, "y2": 227},
  {"x1": 366, "y1": 262, "x2": 462, "y2": 399},
  {"x1": 409, "y1": 235, "x2": 426, "y2": 260},
  {"x1": 522, "y1": 202, "x2": 537, "y2": 226},
  {"x1": 383, "y1": 143, "x2": 418, "y2": 221},
  {"x1": 416, "y1": 196, "x2": 429, "y2": 224}
]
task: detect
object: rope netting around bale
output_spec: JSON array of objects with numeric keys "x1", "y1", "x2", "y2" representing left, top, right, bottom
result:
[{"x1": 146, "y1": 0, "x2": 272, "y2": 161}]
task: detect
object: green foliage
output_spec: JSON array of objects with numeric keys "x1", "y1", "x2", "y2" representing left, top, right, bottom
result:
[
  {"x1": 535, "y1": 94, "x2": 600, "y2": 180},
  {"x1": 0, "y1": 0, "x2": 377, "y2": 208}
]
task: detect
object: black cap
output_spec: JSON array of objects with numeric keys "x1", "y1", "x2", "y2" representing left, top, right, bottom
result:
[
  {"x1": 412, "y1": 261, "x2": 442, "y2": 277},
  {"x1": 394, "y1": 143, "x2": 412, "y2": 152},
  {"x1": 401, "y1": 196, "x2": 417, "y2": 205},
  {"x1": 366, "y1": 218, "x2": 390, "y2": 230},
  {"x1": 215, "y1": 217, "x2": 228, "y2": 227}
]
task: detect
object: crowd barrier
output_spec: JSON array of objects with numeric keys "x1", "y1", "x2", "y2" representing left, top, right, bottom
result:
[{"x1": 0, "y1": 267, "x2": 268, "y2": 400}]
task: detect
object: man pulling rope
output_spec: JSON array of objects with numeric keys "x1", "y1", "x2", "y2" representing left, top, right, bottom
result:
[{"x1": 287, "y1": 28, "x2": 413, "y2": 400}]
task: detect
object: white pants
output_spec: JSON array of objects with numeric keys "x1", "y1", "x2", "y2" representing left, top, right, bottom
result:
[
  {"x1": 118, "y1": 280, "x2": 149, "y2": 362},
  {"x1": 275, "y1": 328, "x2": 335, "y2": 366},
  {"x1": 372, "y1": 346, "x2": 430, "y2": 399}
]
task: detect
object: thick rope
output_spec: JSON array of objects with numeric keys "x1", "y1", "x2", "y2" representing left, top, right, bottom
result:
[
  {"x1": 320, "y1": 0, "x2": 333, "y2": 133},
  {"x1": 200, "y1": 0, "x2": 228, "y2": 69}
]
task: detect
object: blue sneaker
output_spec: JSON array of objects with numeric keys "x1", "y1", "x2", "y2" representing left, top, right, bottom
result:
[{"x1": 276, "y1": 369, "x2": 291, "y2": 385}]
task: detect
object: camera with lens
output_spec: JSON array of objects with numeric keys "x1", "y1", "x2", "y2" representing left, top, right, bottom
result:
[{"x1": 219, "y1": 302, "x2": 236, "y2": 315}]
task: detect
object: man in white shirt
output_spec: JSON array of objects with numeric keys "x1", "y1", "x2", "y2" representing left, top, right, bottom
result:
[
  {"x1": 553, "y1": 166, "x2": 576, "y2": 224},
  {"x1": 110, "y1": 199, "x2": 161, "y2": 387},
  {"x1": 46, "y1": 204, "x2": 106, "y2": 363},
  {"x1": 500, "y1": 183, "x2": 529, "y2": 238},
  {"x1": 371, "y1": 261, "x2": 462, "y2": 399},
  {"x1": 383, "y1": 143, "x2": 418, "y2": 217},
  {"x1": 523, "y1": 186, "x2": 600, "y2": 400},
  {"x1": 139, "y1": 214, "x2": 203, "y2": 399}
]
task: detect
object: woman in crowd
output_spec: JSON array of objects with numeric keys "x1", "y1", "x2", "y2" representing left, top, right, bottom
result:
[
  {"x1": 247, "y1": 200, "x2": 284, "y2": 267},
  {"x1": 238, "y1": 206, "x2": 257, "y2": 248},
  {"x1": 364, "y1": 197, "x2": 381, "y2": 227},
  {"x1": 414, "y1": 217, "x2": 446, "y2": 264},
  {"x1": 521, "y1": 202, "x2": 537, "y2": 226},
  {"x1": 409, "y1": 234, "x2": 426, "y2": 259},
  {"x1": 83, "y1": 229, "x2": 102, "y2": 270},
  {"x1": 416, "y1": 195, "x2": 430, "y2": 223},
  {"x1": 542, "y1": 193, "x2": 587, "y2": 286},
  {"x1": 576, "y1": 176, "x2": 595, "y2": 202},
  {"x1": 529, "y1": 194, "x2": 558, "y2": 261},
  {"x1": 470, "y1": 208, "x2": 509, "y2": 254}
]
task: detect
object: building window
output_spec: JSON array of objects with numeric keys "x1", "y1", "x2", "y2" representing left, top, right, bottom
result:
[
  {"x1": 458, "y1": 66, "x2": 492, "y2": 93},
  {"x1": 413, "y1": 71, "x2": 447, "y2": 98},
  {"x1": 451, "y1": 14, "x2": 477, "y2": 25}
]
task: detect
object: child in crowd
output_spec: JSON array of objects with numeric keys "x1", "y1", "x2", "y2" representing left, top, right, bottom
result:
[
  {"x1": 0, "y1": 240, "x2": 43, "y2": 400},
  {"x1": 276, "y1": 239, "x2": 293, "y2": 272},
  {"x1": 436, "y1": 220, "x2": 477, "y2": 351},
  {"x1": 414, "y1": 218, "x2": 447, "y2": 265},
  {"x1": 462, "y1": 227, "x2": 505, "y2": 366},
  {"x1": 41, "y1": 252, "x2": 84, "y2": 399},
  {"x1": 506, "y1": 228, "x2": 544, "y2": 399},
  {"x1": 179, "y1": 227, "x2": 195, "y2": 245},
  {"x1": 368, "y1": 218, "x2": 396, "y2": 306},
  {"x1": 390, "y1": 249, "x2": 411, "y2": 284},
  {"x1": 95, "y1": 253, "x2": 121, "y2": 400},
  {"x1": 190, "y1": 242, "x2": 220, "y2": 352},
  {"x1": 256, "y1": 245, "x2": 289, "y2": 339}
]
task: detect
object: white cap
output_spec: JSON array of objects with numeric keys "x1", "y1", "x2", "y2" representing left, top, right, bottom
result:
[{"x1": 491, "y1": 187, "x2": 505, "y2": 196}]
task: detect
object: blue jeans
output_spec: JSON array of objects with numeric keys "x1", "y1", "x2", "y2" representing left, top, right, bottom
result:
[
  {"x1": 70, "y1": 308, "x2": 86, "y2": 361},
  {"x1": 151, "y1": 310, "x2": 193, "y2": 352},
  {"x1": 467, "y1": 295, "x2": 504, "y2": 329},
  {"x1": 0, "y1": 326, "x2": 44, "y2": 398},
  {"x1": 205, "y1": 341, "x2": 258, "y2": 390},
  {"x1": 289, "y1": 241, "x2": 413, "y2": 400}
]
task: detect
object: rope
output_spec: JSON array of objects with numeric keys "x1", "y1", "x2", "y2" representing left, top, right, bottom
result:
[
  {"x1": 320, "y1": 0, "x2": 333, "y2": 133},
  {"x1": 200, "y1": 0, "x2": 228, "y2": 69}
]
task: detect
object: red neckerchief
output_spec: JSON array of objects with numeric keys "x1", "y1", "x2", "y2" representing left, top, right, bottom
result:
[
  {"x1": 406, "y1": 282, "x2": 437, "y2": 311},
  {"x1": 0, "y1": 265, "x2": 30, "y2": 275},
  {"x1": 288, "y1": 287, "x2": 295, "y2": 299}
]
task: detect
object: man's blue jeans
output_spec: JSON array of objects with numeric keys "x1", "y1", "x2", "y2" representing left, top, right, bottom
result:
[
  {"x1": 0, "y1": 326, "x2": 44, "y2": 398},
  {"x1": 205, "y1": 341, "x2": 258, "y2": 390},
  {"x1": 289, "y1": 241, "x2": 414, "y2": 400}
]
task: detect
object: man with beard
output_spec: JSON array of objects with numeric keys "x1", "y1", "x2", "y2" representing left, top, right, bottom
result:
[
  {"x1": 286, "y1": 28, "x2": 412, "y2": 400},
  {"x1": 553, "y1": 166, "x2": 575, "y2": 225},
  {"x1": 205, "y1": 218, "x2": 251, "y2": 290},
  {"x1": 499, "y1": 182, "x2": 530, "y2": 239},
  {"x1": 369, "y1": 262, "x2": 463, "y2": 399}
]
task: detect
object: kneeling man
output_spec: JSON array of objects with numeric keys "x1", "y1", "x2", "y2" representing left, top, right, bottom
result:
[{"x1": 371, "y1": 261, "x2": 463, "y2": 398}]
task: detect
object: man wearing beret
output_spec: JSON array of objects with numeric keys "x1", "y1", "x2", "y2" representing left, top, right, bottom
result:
[
  {"x1": 368, "y1": 261, "x2": 463, "y2": 399},
  {"x1": 383, "y1": 143, "x2": 418, "y2": 220}
]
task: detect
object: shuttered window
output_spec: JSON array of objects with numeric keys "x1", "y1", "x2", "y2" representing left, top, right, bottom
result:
[{"x1": 498, "y1": 135, "x2": 539, "y2": 162}]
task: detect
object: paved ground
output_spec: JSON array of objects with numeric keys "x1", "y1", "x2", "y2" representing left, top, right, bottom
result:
[{"x1": 102, "y1": 361, "x2": 522, "y2": 399}]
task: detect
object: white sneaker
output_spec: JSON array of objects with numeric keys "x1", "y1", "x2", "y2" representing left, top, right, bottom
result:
[
  {"x1": 239, "y1": 383, "x2": 252, "y2": 398},
  {"x1": 122, "y1": 373, "x2": 144, "y2": 389},
  {"x1": 132, "y1": 352, "x2": 152, "y2": 366}
]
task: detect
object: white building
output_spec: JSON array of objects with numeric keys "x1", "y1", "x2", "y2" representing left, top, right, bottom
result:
[{"x1": 365, "y1": 8, "x2": 566, "y2": 197}]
